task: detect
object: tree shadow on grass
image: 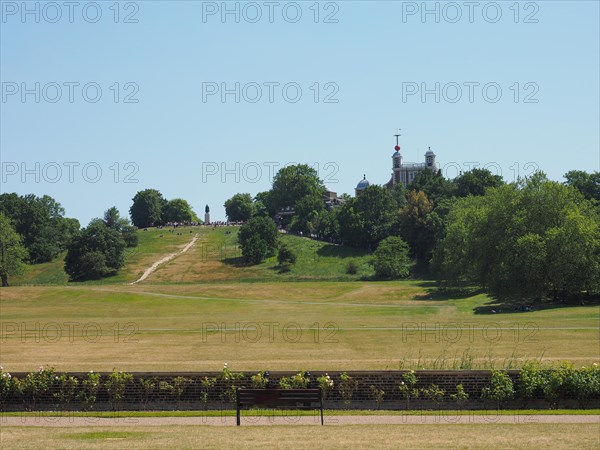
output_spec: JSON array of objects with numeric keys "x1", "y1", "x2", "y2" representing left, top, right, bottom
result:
[
  {"x1": 316, "y1": 244, "x2": 370, "y2": 259},
  {"x1": 473, "y1": 294, "x2": 600, "y2": 315},
  {"x1": 222, "y1": 256, "x2": 250, "y2": 268},
  {"x1": 412, "y1": 281, "x2": 484, "y2": 301}
]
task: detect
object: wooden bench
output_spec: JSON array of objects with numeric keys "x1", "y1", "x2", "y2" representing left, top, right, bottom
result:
[{"x1": 236, "y1": 388, "x2": 324, "y2": 426}]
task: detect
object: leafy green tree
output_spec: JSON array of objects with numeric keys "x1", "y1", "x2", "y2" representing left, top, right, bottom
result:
[
  {"x1": 104, "y1": 207, "x2": 138, "y2": 248},
  {"x1": 162, "y1": 198, "x2": 196, "y2": 223},
  {"x1": 129, "y1": 189, "x2": 166, "y2": 227},
  {"x1": 454, "y1": 168, "x2": 504, "y2": 197},
  {"x1": 390, "y1": 182, "x2": 408, "y2": 208},
  {"x1": 224, "y1": 193, "x2": 255, "y2": 222},
  {"x1": 434, "y1": 173, "x2": 600, "y2": 299},
  {"x1": 337, "y1": 199, "x2": 366, "y2": 248},
  {"x1": 253, "y1": 191, "x2": 277, "y2": 217},
  {"x1": 564, "y1": 170, "x2": 600, "y2": 202},
  {"x1": 64, "y1": 220, "x2": 126, "y2": 280},
  {"x1": 400, "y1": 190, "x2": 436, "y2": 264},
  {"x1": 373, "y1": 236, "x2": 411, "y2": 279},
  {"x1": 0, "y1": 193, "x2": 78, "y2": 263},
  {"x1": 238, "y1": 216, "x2": 279, "y2": 264},
  {"x1": 408, "y1": 170, "x2": 455, "y2": 204},
  {"x1": 312, "y1": 208, "x2": 340, "y2": 243},
  {"x1": 338, "y1": 186, "x2": 398, "y2": 249},
  {"x1": 356, "y1": 185, "x2": 398, "y2": 248},
  {"x1": 271, "y1": 164, "x2": 325, "y2": 209},
  {"x1": 289, "y1": 194, "x2": 324, "y2": 234},
  {"x1": 0, "y1": 213, "x2": 27, "y2": 286}
]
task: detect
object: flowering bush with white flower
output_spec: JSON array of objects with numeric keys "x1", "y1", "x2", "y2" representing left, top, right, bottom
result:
[
  {"x1": 398, "y1": 370, "x2": 419, "y2": 410},
  {"x1": 78, "y1": 371, "x2": 101, "y2": 410},
  {"x1": 20, "y1": 366, "x2": 56, "y2": 410},
  {"x1": 279, "y1": 371, "x2": 310, "y2": 389},
  {"x1": 220, "y1": 363, "x2": 245, "y2": 403},
  {"x1": 317, "y1": 373, "x2": 334, "y2": 399},
  {"x1": 0, "y1": 367, "x2": 14, "y2": 410}
]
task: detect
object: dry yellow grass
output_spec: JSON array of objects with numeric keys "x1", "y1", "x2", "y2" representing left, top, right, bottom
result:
[
  {"x1": 1, "y1": 424, "x2": 598, "y2": 449},
  {"x1": 0, "y1": 282, "x2": 598, "y2": 372}
]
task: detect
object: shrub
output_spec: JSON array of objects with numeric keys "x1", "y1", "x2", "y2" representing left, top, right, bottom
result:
[
  {"x1": 450, "y1": 384, "x2": 469, "y2": 409},
  {"x1": 541, "y1": 362, "x2": 574, "y2": 409},
  {"x1": 481, "y1": 370, "x2": 514, "y2": 409},
  {"x1": 250, "y1": 371, "x2": 269, "y2": 389},
  {"x1": 338, "y1": 372, "x2": 358, "y2": 407},
  {"x1": 280, "y1": 371, "x2": 310, "y2": 389},
  {"x1": 53, "y1": 373, "x2": 79, "y2": 410},
  {"x1": 571, "y1": 364, "x2": 600, "y2": 408},
  {"x1": 0, "y1": 368, "x2": 14, "y2": 411},
  {"x1": 20, "y1": 367, "x2": 56, "y2": 410},
  {"x1": 279, "y1": 262, "x2": 292, "y2": 273},
  {"x1": 345, "y1": 260, "x2": 358, "y2": 275},
  {"x1": 519, "y1": 361, "x2": 545, "y2": 406},
  {"x1": 78, "y1": 371, "x2": 101, "y2": 411},
  {"x1": 317, "y1": 373, "x2": 334, "y2": 399},
  {"x1": 105, "y1": 370, "x2": 133, "y2": 411},
  {"x1": 139, "y1": 377, "x2": 158, "y2": 410},
  {"x1": 169, "y1": 376, "x2": 192, "y2": 406},
  {"x1": 277, "y1": 244, "x2": 297, "y2": 266},
  {"x1": 369, "y1": 385, "x2": 384, "y2": 409},
  {"x1": 422, "y1": 384, "x2": 445, "y2": 408},
  {"x1": 220, "y1": 363, "x2": 245, "y2": 403},
  {"x1": 200, "y1": 376, "x2": 217, "y2": 409},
  {"x1": 398, "y1": 370, "x2": 419, "y2": 410}
]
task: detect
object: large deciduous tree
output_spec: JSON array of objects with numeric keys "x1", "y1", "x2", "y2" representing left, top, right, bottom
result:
[
  {"x1": 408, "y1": 170, "x2": 455, "y2": 204},
  {"x1": 373, "y1": 236, "x2": 411, "y2": 279},
  {"x1": 162, "y1": 198, "x2": 196, "y2": 223},
  {"x1": 564, "y1": 170, "x2": 600, "y2": 202},
  {"x1": 0, "y1": 213, "x2": 27, "y2": 286},
  {"x1": 0, "y1": 193, "x2": 79, "y2": 263},
  {"x1": 104, "y1": 207, "x2": 138, "y2": 248},
  {"x1": 338, "y1": 185, "x2": 398, "y2": 249},
  {"x1": 453, "y1": 168, "x2": 504, "y2": 197},
  {"x1": 238, "y1": 216, "x2": 279, "y2": 264},
  {"x1": 64, "y1": 220, "x2": 126, "y2": 281},
  {"x1": 433, "y1": 173, "x2": 600, "y2": 299},
  {"x1": 224, "y1": 193, "x2": 255, "y2": 222},
  {"x1": 129, "y1": 189, "x2": 166, "y2": 228},
  {"x1": 400, "y1": 190, "x2": 436, "y2": 264},
  {"x1": 270, "y1": 164, "x2": 325, "y2": 212}
]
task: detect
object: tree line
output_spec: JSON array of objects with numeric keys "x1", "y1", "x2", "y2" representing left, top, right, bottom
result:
[
  {"x1": 0, "y1": 190, "x2": 200, "y2": 284},
  {"x1": 226, "y1": 166, "x2": 599, "y2": 301}
]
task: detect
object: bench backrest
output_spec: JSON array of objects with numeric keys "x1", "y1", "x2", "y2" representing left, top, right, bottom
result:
[{"x1": 237, "y1": 389, "x2": 322, "y2": 407}]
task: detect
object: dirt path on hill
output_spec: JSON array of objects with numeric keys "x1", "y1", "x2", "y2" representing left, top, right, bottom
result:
[
  {"x1": 2, "y1": 415, "x2": 598, "y2": 427},
  {"x1": 130, "y1": 234, "x2": 199, "y2": 284}
]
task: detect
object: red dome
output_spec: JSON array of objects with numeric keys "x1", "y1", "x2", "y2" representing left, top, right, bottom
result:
[{"x1": 394, "y1": 145, "x2": 400, "y2": 151}]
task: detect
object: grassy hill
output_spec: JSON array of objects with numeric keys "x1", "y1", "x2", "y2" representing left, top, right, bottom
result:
[
  {"x1": 4, "y1": 226, "x2": 598, "y2": 372},
  {"x1": 143, "y1": 227, "x2": 375, "y2": 283},
  {"x1": 12, "y1": 226, "x2": 375, "y2": 285}
]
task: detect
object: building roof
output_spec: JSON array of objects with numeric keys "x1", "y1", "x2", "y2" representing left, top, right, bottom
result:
[{"x1": 356, "y1": 175, "x2": 370, "y2": 190}]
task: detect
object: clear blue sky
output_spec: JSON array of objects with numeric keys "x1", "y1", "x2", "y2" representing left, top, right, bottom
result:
[{"x1": 1, "y1": 1, "x2": 599, "y2": 225}]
